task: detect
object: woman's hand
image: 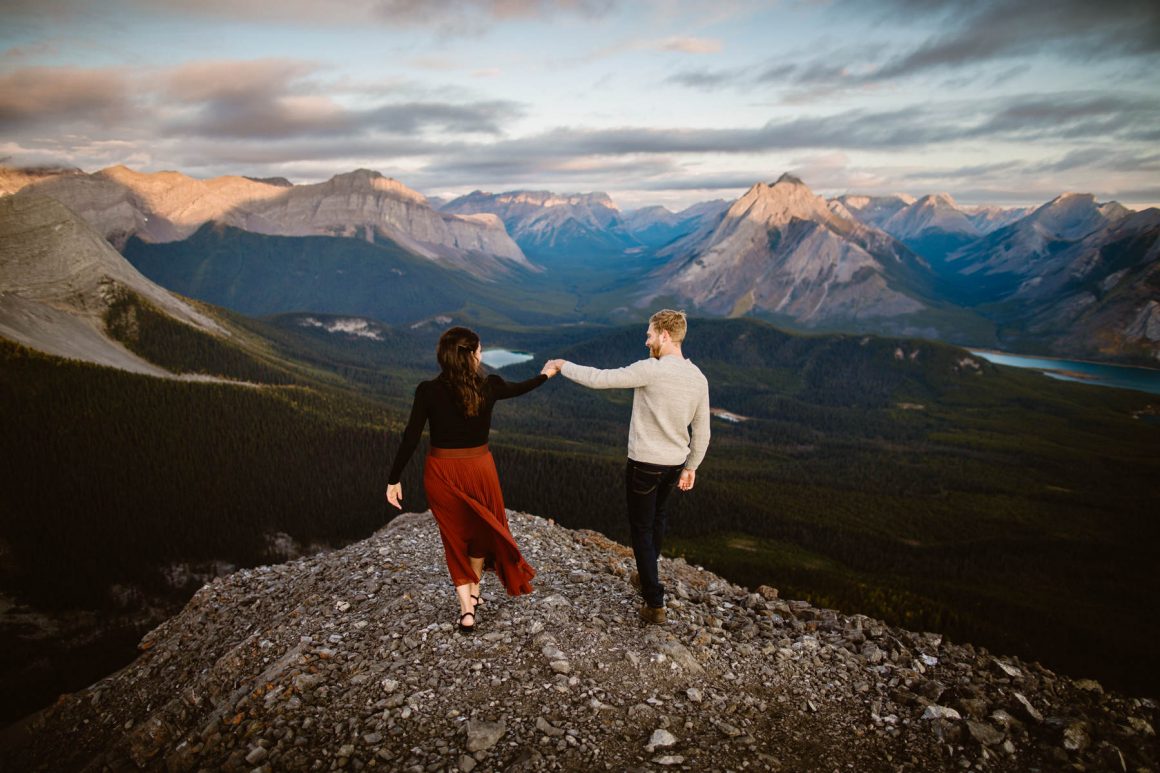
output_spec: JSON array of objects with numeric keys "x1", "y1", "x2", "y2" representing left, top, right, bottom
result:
[{"x1": 386, "y1": 482, "x2": 403, "y2": 510}]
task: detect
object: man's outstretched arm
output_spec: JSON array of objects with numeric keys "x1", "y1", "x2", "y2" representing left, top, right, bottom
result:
[{"x1": 547, "y1": 358, "x2": 653, "y2": 389}]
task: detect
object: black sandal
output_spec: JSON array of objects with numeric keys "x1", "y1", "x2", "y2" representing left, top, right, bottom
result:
[
  {"x1": 458, "y1": 611, "x2": 476, "y2": 634},
  {"x1": 471, "y1": 594, "x2": 485, "y2": 610}
]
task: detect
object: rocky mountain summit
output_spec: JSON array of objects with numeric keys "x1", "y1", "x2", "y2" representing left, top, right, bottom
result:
[
  {"x1": 881, "y1": 194, "x2": 980, "y2": 243},
  {"x1": 440, "y1": 190, "x2": 640, "y2": 263},
  {"x1": 9, "y1": 166, "x2": 530, "y2": 278},
  {"x1": 4, "y1": 511, "x2": 1154, "y2": 772},
  {"x1": 650, "y1": 174, "x2": 930, "y2": 324}
]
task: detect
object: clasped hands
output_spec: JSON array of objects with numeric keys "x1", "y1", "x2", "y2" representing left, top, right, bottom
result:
[{"x1": 541, "y1": 358, "x2": 566, "y2": 378}]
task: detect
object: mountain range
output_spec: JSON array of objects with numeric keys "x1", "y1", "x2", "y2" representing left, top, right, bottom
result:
[
  {"x1": 2, "y1": 186, "x2": 1158, "y2": 725},
  {"x1": 647, "y1": 174, "x2": 934, "y2": 325},
  {"x1": 439, "y1": 189, "x2": 728, "y2": 263},
  {"x1": 6, "y1": 166, "x2": 531, "y2": 278},
  {"x1": 2, "y1": 164, "x2": 1158, "y2": 365}
]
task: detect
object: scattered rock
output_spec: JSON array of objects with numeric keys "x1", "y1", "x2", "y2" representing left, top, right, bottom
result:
[
  {"x1": 1063, "y1": 721, "x2": 1091, "y2": 752},
  {"x1": 1013, "y1": 692, "x2": 1044, "y2": 722},
  {"x1": 2, "y1": 511, "x2": 1155, "y2": 773},
  {"x1": 646, "y1": 728, "x2": 678, "y2": 752},
  {"x1": 465, "y1": 719, "x2": 506, "y2": 753},
  {"x1": 922, "y1": 705, "x2": 962, "y2": 721},
  {"x1": 966, "y1": 719, "x2": 1005, "y2": 746}
]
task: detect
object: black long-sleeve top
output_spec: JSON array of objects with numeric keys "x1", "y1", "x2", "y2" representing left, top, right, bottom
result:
[{"x1": 387, "y1": 373, "x2": 548, "y2": 484}]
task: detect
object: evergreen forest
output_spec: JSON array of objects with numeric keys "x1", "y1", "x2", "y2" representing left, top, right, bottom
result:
[{"x1": 2, "y1": 295, "x2": 1158, "y2": 724}]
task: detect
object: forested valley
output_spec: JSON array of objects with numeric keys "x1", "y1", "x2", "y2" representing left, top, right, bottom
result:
[{"x1": 2, "y1": 300, "x2": 1158, "y2": 725}]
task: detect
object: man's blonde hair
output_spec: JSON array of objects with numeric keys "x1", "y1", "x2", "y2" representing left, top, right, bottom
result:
[{"x1": 649, "y1": 309, "x2": 687, "y2": 343}]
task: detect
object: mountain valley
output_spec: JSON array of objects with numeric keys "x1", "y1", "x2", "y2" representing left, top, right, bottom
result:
[{"x1": 2, "y1": 164, "x2": 1159, "y2": 736}]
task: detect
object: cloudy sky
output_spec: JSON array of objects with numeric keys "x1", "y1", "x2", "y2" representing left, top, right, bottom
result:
[{"x1": 2, "y1": 0, "x2": 1158, "y2": 210}]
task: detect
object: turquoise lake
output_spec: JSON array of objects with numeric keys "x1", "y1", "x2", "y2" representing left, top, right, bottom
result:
[
  {"x1": 969, "y1": 350, "x2": 1160, "y2": 395},
  {"x1": 481, "y1": 348, "x2": 534, "y2": 368}
]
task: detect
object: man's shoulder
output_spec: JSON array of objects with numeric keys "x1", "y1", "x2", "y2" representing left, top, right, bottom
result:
[{"x1": 666, "y1": 356, "x2": 708, "y2": 379}]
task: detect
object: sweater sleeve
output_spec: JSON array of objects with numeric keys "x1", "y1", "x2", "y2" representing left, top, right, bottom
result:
[
  {"x1": 684, "y1": 380, "x2": 711, "y2": 471},
  {"x1": 487, "y1": 373, "x2": 548, "y2": 400},
  {"x1": 560, "y1": 359, "x2": 653, "y2": 389},
  {"x1": 387, "y1": 383, "x2": 429, "y2": 485}
]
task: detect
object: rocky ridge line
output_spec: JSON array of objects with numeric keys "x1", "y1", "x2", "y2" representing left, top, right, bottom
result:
[{"x1": 3, "y1": 512, "x2": 1155, "y2": 771}]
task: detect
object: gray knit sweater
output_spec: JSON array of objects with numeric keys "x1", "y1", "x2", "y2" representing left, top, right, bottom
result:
[{"x1": 561, "y1": 355, "x2": 710, "y2": 470}]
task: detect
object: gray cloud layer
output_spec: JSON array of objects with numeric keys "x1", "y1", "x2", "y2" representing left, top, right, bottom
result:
[
  {"x1": 3, "y1": 0, "x2": 1157, "y2": 204},
  {"x1": 0, "y1": 0, "x2": 621, "y2": 35},
  {"x1": 0, "y1": 60, "x2": 523, "y2": 141},
  {"x1": 671, "y1": 0, "x2": 1160, "y2": 96}
]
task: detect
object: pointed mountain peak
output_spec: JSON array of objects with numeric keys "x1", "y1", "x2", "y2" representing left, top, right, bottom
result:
[
  {"x1": 1048, "y1": 192, "x2": 1096, "y2": 206},
  {"x1": 882, "y1": 191, "x2": 977, "y2": 238},
  {"x1": 773, "y1": 172, "x2": 806, "y2": 187},
  {"x1": 919, "y1": 192, "x2": 959, "y2": 209},
  {"x1": 727, "y1": 175, "x2": 839, "y2": 232},
  {"x1": 1026, "y1": 192, "x2": 1132, "y2": 240}
]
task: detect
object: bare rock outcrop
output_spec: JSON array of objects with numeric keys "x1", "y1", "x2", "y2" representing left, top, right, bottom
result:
[
  {"x1": 0, "y1": 190, "x2": 223, "y2": 375},
  {"x1": 238, "y1": 170, "x2": 533, "y2": 276},
  {"x1": 3, "y1": 512, "x2": 1154, "y2": 771},
  {"x1": 650, "y1": 174, "x2": 929, "y2": 322},
  {"x1": 11, "y1": 165, "x2": 533, "y2": 278}
]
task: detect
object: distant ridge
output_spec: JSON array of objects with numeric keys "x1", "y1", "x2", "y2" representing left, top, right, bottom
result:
[
  {"x1": 648, "y1": 175, "x2": 935, "y2": 326},
  {"x1": 440, "y1": 189, "x2": 641, "y2": 263},
  {"x1": 10, "y1": 165, "x2": 531, "y2": 278},
  {"x1": 0, "y1": 190, "x2": 223, "y2": 376}
]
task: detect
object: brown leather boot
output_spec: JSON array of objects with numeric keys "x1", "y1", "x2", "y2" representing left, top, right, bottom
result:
[{"x1": 639, "y1": 604, "x2": 666, "y2": 625}]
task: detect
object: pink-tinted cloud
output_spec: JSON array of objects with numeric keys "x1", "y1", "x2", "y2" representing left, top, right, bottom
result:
[
  {"x1": 658, "y1": 36, "x2": 722, "y2": 55},
  {"x1": 0, "y1": 66, "x2": 131, "y2": 128}
]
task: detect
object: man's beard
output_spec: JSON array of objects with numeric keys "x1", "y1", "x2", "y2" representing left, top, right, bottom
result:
[{"x1": 649, "y1": 343, "x2": 662, "y2": 359}]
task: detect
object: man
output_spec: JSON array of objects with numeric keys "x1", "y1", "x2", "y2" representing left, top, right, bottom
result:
[{"x1": 547, "y1": 309, "x2": 710, "y2": 625}]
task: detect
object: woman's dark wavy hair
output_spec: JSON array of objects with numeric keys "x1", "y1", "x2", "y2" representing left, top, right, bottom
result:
[{"x1": 436, "y1": 326, "x2": 485, "y2": 417}]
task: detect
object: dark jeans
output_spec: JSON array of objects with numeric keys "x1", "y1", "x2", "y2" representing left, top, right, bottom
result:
[{"x1": 625, "y1": 459, "x2": 683, "y2": 608}]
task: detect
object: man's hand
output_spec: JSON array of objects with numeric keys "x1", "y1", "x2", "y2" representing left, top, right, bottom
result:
[
  {"x1": 678, "y1": 469, "x2": 696, "y2": 491},
  {"x1": 541, "y1": 360, "x2": 561, "y2": 377},
  {"x1": 386, "y1": 482, "x2": 403, "y2": 509}
]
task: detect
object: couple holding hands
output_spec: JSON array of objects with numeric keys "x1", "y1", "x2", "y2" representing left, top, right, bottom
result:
[{"x1": 385, "y1": 309, "x2": 710, "y2": 634}]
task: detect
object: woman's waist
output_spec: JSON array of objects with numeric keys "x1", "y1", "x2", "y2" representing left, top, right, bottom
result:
[{"x1": 429, "y1": 443, "x2": 490, "y2": 459}]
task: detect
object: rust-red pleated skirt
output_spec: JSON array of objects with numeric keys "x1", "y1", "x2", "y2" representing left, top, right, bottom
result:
[{"x1": 423, "y1": 444, "x2": 535, "y2": 596}]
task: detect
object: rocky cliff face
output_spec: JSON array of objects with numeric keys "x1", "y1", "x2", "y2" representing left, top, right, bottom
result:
[
  {"x1": 440, "y1": 190, "x2": 640, "y2": 262},
  {"x1": 14, "y1": 166, "x2": 531, "y2": 278},
  {"x1": 881, "y1": 193, "x2": 980, "y2": 242},
  {"x1": 4, "y1": 511, "x2": 1154, "y2": 771},
  {"x1": 232, "y1": 170, "x2": 533, "y2": 277},
  {"x1": 24, "y1": 166, "x2": 285, "y2": 248},
  {"x1": 947, "y1": 193, "x2": 1133, "y2": 288},
  {"x1": 0, "y1": 191, "x2": 223, "y2": 375},
  {"x1": 832, "y1": 193, "x2": 915, "y2": 230},
  {"x1": 996, "y1": 208, "x2": 1160, "y2": 362},
  {"x1": 965, "y1": 205, "x2": 1034, "y2": 235},
  {"x1": 651, "y1": 175, "x2": 929, "y2": 323}
]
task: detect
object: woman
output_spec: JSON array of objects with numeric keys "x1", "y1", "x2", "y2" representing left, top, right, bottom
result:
[{"x1": 385, "y1": 327, "x2": 557, "y2": 634}]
